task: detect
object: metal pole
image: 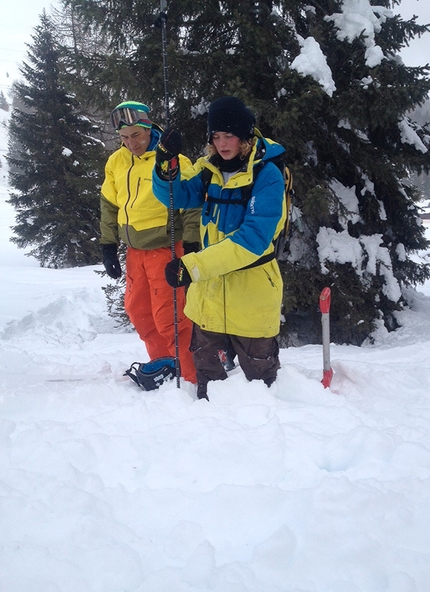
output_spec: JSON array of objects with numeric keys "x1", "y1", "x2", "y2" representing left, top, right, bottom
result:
[
  {"x1": 158, "y1": 2, "x2": 181, "y2": 388},
  {"x1": 319, "y1": 287, "x2": 333, "y2": 389}
]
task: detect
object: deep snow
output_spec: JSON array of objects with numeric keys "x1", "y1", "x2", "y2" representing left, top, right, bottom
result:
[{"x1": 2, "y1": 107, "x2": 430, "y2": 591}]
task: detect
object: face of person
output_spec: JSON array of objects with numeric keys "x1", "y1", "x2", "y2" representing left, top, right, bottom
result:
[
  {"x1": 119, "y1": 125, "x2": 151, "y2": 156},
  {"x1": 212, "y1": 132, "x2": 241, "y2": 160}
]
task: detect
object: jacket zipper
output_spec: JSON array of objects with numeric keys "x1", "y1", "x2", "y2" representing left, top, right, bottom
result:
[
  {"x1": 130, "y1": 177, "x2": 141, "y2": 208},
  {"x1": 124, "y1": 156, "x2": 135, "y2": 247}
]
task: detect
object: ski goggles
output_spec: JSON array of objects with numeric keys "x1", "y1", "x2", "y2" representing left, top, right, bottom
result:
[{"x1": 110, "y1": 106, "x2": 152, "y2": 131}]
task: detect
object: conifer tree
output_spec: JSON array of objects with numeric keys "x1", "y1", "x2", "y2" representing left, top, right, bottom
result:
[
  {"x1": 51, "y1": 2, "x2": 120, "y2": 152},
  {"x1": 0, "y1": 91, "x2": 9, "y2": 111},
  {"x1": 69, "y1": 0, "x2": 430, "y2": 344},
  {"x1": 7, "y1": 11, "x2": 106, "y2": 268},
  {"x1": 410, "y1": 99, "x2": 430, "y2": 204}
]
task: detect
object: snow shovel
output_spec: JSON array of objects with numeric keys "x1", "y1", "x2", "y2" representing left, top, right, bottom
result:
[{"x1": 319, "y1": 287, "x2": 333, "y2": 389}]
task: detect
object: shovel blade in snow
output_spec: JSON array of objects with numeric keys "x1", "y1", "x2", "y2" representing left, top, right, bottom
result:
[{"x1": 319, "y1": 287, "x2": 334, "y2": 389}]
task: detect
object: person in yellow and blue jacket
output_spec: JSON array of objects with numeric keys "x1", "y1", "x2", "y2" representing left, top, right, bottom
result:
[
  {"x1": 152, "y1": 96, "x2": 286, "y2": 400},
  {"x1": 100, "y1": 101, "x2": 201, "y2": 384}
]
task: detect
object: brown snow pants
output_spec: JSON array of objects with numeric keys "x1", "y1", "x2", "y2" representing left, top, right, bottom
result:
[{"x1": 191, "y1": 325, "x2": 280, "y2": 386}]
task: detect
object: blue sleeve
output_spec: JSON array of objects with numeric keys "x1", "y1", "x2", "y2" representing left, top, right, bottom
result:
[
  {"x1": 230, "y1": 162, "x2": 284, "y2": 256},
  {"x1": 152, "y1": 158, "x2": 206, "y2": 209}
]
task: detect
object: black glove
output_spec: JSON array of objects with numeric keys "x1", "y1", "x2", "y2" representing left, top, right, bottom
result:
[
  {"x1": 156, "y1": 129, "x2": 183, "y2": 179},
  {"x1": 183, "y1": 241, "x2": 200, "y2": 255},
  {"x1": 156, "y1": 129, "x2": 183, "y2": 164},
  {"x1": 101, "y1": 243, "x2": 122, "y2": 279},
  {"x1": 165, "y1": 257, "x2": 192, "y2": 288}
]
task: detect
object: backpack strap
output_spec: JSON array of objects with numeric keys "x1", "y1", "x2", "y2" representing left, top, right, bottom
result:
[
  {"x1": 201, "y1": 160, "x2": 281, "y2": 270},
  {"x1": 202, "y1": 165, "x2": 251, "y2": 214},
  {"x1": 202, "y1": 161, "x2": 266, "y2": 213},
  {"x1": 201, "y1": 166, "x2": 212, "y2": 198},
  {"x1": 123, "y1": 362, "x2": 142, "y2": 387},
  {"x1": 239, "y1": 251, "x2": 276, "y2": 270}
]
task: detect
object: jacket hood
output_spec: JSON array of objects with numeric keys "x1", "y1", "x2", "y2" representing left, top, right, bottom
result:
[
  {"x1": 254, "y1": 128, "x2": 286, "y2": 164},
  {"x1": 148, "y1": 124, "x2": 163, "y2": 151}
]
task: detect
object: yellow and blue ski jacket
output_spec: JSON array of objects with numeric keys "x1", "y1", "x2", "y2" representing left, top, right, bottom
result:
[
  {"x1": 101, "y1": 125, "x2": 200, "y2": 250},
  {"x1": 152, "y1": 131, "x2": 286, "y2": 338}
]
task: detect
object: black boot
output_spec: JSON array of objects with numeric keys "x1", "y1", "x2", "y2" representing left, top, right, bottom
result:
[{"x1": 197, "y1": 382, "x2": 209, "y2": 401}]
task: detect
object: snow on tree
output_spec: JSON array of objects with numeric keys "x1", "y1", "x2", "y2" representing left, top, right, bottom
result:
[{"x1": 67, "y1": 0, "x2": 430, "y2": 344}]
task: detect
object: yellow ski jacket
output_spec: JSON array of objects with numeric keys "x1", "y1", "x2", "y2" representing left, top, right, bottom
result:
[
  {"x1": 101, "y1": 132, "x2": 200, "y2": 250},
  {"x1": 153, "y1": 133, "x2": 286, "y2": 337}
]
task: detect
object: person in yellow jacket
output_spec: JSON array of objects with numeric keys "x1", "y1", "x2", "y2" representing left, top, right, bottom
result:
[
  {"x1": 100, "y1": 101, "x2": 200, "y2": 384},
  {"x1": 152, "y1": 97, "x2": 286, "y2": 400}
]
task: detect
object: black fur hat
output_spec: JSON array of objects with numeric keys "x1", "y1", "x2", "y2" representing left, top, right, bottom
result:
[{"x1": 207, "y1": 96, "x2": 255, "y2": 142}]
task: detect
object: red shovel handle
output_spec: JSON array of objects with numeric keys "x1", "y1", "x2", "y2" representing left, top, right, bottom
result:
[
  {"x1": 319, "y1": 287, "x2": 331, "y2": 314},
  {"x1": 320, "y1": 287, "x2": 333, "y2": 389}
]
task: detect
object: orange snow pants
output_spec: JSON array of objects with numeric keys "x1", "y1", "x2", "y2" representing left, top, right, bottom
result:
[{"x1": 124, "y1": 244, "x2": 196, "y2": 384}]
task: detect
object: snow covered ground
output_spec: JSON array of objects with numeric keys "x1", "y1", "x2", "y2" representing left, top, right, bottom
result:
[{"x1": 1, "y1": 110, "x2": 430, "y2": 591}]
